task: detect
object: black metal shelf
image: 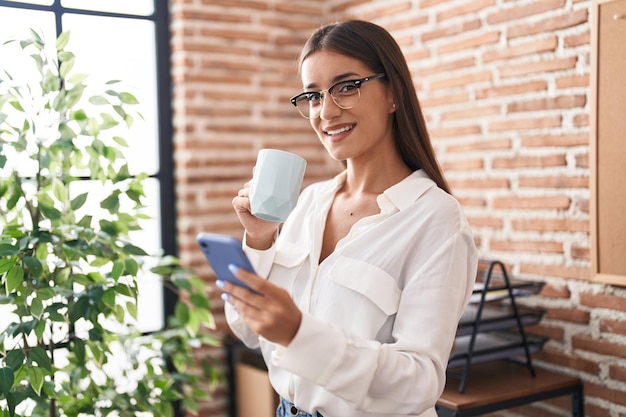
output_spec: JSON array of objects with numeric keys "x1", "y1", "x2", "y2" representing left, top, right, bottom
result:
[
  {"x1": 457, "y1": 305, "x2": 545, "y2": 337},
  {"x1": 448, "y1": 259, "x2": 546, "y2": 393},
  {"x1": 448, "y1": 332, "x2": 548, "y2": 368}
]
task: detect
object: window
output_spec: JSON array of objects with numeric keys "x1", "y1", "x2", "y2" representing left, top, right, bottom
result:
[{"x1": 0, "y1": 0, "x2": 175, "y2": 332}]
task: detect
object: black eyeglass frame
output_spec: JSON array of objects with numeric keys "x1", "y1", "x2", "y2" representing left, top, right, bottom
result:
[{"x1": 290, "y1": 73, "x2": 387, "y2": 119}]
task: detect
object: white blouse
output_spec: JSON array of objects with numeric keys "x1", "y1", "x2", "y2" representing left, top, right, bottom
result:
[{"x1": 225, "y1": 170, "x2": 478, "y2": 417}]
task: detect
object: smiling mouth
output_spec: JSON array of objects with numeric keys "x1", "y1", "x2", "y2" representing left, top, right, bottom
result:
[{"x1": 324, "y1": 125, "x2": 354, "y2": 136}]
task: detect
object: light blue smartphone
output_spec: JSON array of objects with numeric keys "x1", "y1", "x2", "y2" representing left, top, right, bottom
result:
[{"x1": 196, "y1": 232, "x2": 255, "y2": 290}]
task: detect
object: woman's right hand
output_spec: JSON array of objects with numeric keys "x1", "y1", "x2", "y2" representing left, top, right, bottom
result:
[{"x1": 232, "y1": 180, "x2": 280, "y2": 250}]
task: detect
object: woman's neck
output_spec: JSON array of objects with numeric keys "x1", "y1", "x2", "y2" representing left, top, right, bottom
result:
[{"x1": 343, "y1": 156, "x2": 412, "y2": 196}]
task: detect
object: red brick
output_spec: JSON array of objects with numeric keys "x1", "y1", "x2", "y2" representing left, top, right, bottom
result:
[
  {"x1": 555, "y1": 74, "x2": 589, "y2": 89},
  {"x1": 417, "y1": 0, "x2": 447, "y2": 8},
  {"x1": 520, "y1": 133, "x2": 589, "y2": 148},
  {"x1": 441, "y1": 105, "x2": 501, "y2": 121},
  {"x1": 507, "y1": 9, "x2": 589, "y2": 39},
  {"x1": 439, "y1": 31, "x2": 501, "y2": 54},
  {"x1": 487, "y1": 0, "x2": 565, "y2": 24},
  {"x1": 511, "y1": 218, "x2": 588, "y2": 233},
  {"x1": 448, "y1": 177, "x2": 509, "y2": 190},
  {"x1": 430, "y1": 125, "x2": 482, "y2": 139},
  {"x1": 441, "y1": 158, "x2": 485, "y2": 171},
  {"x1": 488, "y1": 115, "x2": 563, "y2": 132},
  {"x1": 483, "y1": 36, "x2": 558, "y2": 62},
  {"x1": 493, "y1": 195, "x2": 570, "y2": 210},
  {"x1": 584, "y1": 381, "x2": 626, "y2": 407},
  {"x1": 430, "y1": 70, "x2": 493, "y2": 90},
  {"x1": 476, "y1": 81, "x2": 548, "y2": 99},
  {"x1": 490, "y1": 239, "x2": 563, "y2": 254},
  {"x1": 536, "y1": 347, "x2": 599, "y2": 374},
  {"x1": 545, "y1": 307, "x2": 590, "y2": 324},
  {"x1": 492, "y1": 154, "x2": 566, "y2": 169},
  {"x1": 421, "y1": 19, "x2": 482, "y2": 42},
  {"x1": 576, "y1": 199, "x2": 589, "y2": 214},
  {"x1": 507, "y1": 95, "x2": 586, "y2": 113},
  {"x1": 573, "y1": 334, "x2": 626, "y2": 360},
  {"x1": 499, "y1": 57, "x2": 577, "y2": 78},
  {"x1": 390, "y1": 15, "x2": 429, "y2": 32},
  {"x1": 571, "y1": 245, "x2": 590, "y2": 260},
  {"x1": 525, "y1": 323, "x2": 564, "y2": 341},
  {"x1": 564, "y1": 30, "x2": 590, "y2": 48},
  {"x1": 573, "y1": 112, "x2": 589, "y2": 128},
  {"x1": 420, "y1": 92, "x2": 470, "y2": 108},
  {"x1": 520, "y1": 263, "x2": 590, "y2": 280},
  {"x1": 436, "y1": 0, "x2": 496, "y2": 21},
  {"x1": 584, "y1": 403, "x2": 613, "y2": 417},
  {"x1": 600, "y1": 319, "x2": 626, "y2": 336},
  {"x1": 519, "y1": 176, "x2": 589, "y2": 189},
  {"x1": 579, "y1": 293, "x2": 626, "y2": 313},
  {"x1": 446, "y1": 138, "x2": 512, "y2": 153},
  {"x1": 610, "y1": 364, "x2": 626, "y2": 383},
  {"x1": 540, "y1": 282, "x2": 571, "y2": 299}
]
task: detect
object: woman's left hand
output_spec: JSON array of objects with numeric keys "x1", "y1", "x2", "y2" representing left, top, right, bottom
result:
[{"x1": 219, "y1": 266, "x2": 302, "y2": 347}]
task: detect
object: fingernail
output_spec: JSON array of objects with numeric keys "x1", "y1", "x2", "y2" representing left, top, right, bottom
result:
[
  {"x1": 221, "y1": 293, "x2": 230, "y2": 302},
  {"x1": 215, "y1": 280, "x2": 225, "y2": 289},
  {"x1": 228, "y1": 264, "x2": 239, "y2": 274}
]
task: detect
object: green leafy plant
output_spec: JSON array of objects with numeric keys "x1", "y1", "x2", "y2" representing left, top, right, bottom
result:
[{"x1": 0, "y1": 30, "x2": 219, "y2": 417}]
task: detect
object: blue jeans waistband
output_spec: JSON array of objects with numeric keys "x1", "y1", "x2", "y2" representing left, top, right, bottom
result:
[{"x1": 277, "y1": 397, "x2": 324, "y2": 417}]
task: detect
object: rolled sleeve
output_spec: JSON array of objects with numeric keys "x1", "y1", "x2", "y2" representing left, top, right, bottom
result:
[{"x1": 242, "y1": 233, "x2": 278, "y2": 278}]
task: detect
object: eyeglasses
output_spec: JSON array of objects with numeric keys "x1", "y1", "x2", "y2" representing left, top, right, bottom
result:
[{"x1": 290, "y1": 73, "x2": 386, "y2": 119}]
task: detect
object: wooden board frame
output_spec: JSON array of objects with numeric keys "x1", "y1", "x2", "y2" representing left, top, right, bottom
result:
[{"x1": 590, "y1": 0, "x2": 626, "y2": 286}]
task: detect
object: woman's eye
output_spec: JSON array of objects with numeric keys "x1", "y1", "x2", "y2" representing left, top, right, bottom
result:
[
  {"x1": 337, "y1": 82, "x2": 358, "y2": 94},
  {"x1": 308, "y1": 93, "x2": 321, "y2": 104}
]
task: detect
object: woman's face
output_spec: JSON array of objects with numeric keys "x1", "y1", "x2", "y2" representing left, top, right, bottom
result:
[{"x1": 300, "y1": 50, "x2": 396, "y2": 163}]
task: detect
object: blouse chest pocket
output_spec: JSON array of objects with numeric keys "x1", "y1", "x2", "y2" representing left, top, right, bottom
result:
[
  {"x1": 274, "y1": 241, "x2": 309, "y2": 268},
  {"x1": 270, "y1": 241, "x2": 309, "y2": 290},
  {"x1": 328, "y1": 257, "x2": 401, "y2": 338}
]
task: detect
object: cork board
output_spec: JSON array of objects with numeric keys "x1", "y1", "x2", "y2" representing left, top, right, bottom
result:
[{"x1": 590, "y1": 0, "x2": 626, "y2": 285}]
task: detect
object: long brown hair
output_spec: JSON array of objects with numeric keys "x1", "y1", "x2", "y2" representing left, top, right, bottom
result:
[{"x1": 298, "y1": 20, "x2": 451, "y2": 194}]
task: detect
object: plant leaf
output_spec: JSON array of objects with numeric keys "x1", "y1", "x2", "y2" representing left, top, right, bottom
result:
[
  {"x1": 28, "y1": 347, "x2": 53, "y2": 372},
  {"x1": 55, "y1": 31, "x2": 70, "y2": 50},
  {"x1": 126, "y1": 300, "x2": 137, "y2": 319},
  {"x1": 0, "y1": 367, "x2": 14, "y2": 395},
  {"x1": 5, "y1": 265, "x2": 24, "y2": 293},
  {"x1": 190, "y1": 293, "x2": 210, "y2": 309},
  {"x1": 5, "y1": 350, "x2": 25, "y2": 371},
  {"x1": 102, "y1": 289, "x2": 116, "y2": 310},
  {"x1": 0, "y1": 243, "x2": 19, "y2": 257},
  {"x1": 30, "y1": 296, "x2": 43, "y2": 319},
  {"x1": 119, "y1": 92, "x2": 139, "y2": 105},
  {"x1": 0, "y1": 258, "x2": 15, "y2": 274},
  {"x1": 22, "y1": 256, "x2": 43, "y2": 278},
  {"x1": 122, "y1": 243, "x2": 148, "y2": 256},
  {"x1": 28, "y1": 366, "x2": 44, "y2": 395},
  {"x1": 70, "y1": 192, "x2": 88, "y2": 210},
  {"x1": 89, "y1": 95, "x2": 109, "y2": 105}
]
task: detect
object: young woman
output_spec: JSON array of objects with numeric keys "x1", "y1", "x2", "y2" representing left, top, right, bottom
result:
[{"x1": 224, "y1": 20, "x2": 478, "y2": 417}]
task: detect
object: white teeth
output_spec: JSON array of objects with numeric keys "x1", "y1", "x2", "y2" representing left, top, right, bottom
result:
[{"x1": 326, "y1": 126, "x2": 353, "y2": 135}]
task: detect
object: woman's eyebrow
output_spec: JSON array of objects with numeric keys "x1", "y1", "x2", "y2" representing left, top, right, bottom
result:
[{"x1": 304, "y1": 72, "x2": 361, "y2": 90}]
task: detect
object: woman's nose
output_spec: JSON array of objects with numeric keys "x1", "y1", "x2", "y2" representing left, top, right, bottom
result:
[{"x1": 319, "y1": 94, "x2": 342, "y2": 120}]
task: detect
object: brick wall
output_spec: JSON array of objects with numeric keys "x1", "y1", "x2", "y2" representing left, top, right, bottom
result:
[{"x1": 170, "y1": 0, "x2": 626, "y2": 416}]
